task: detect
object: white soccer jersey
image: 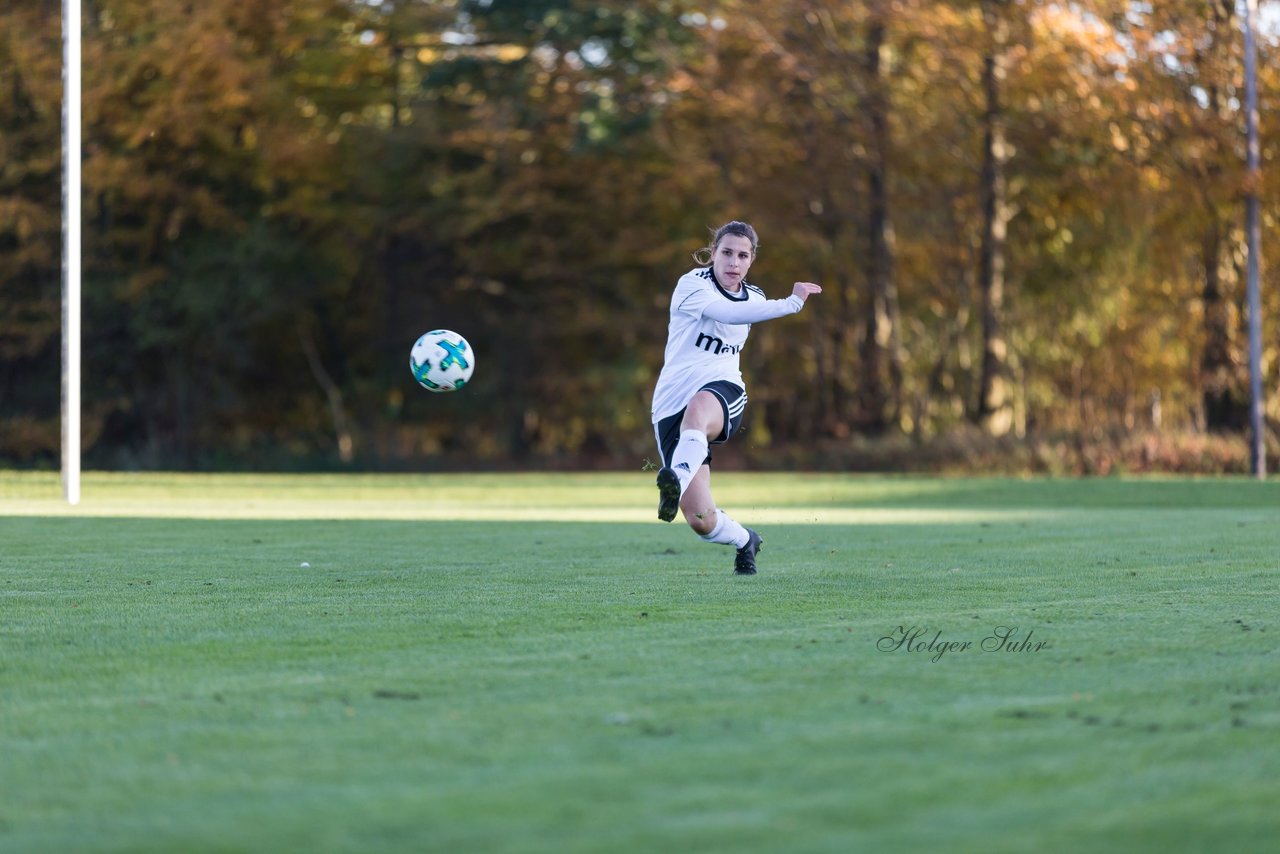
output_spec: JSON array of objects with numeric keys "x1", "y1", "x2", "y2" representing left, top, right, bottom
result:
[{"x1": 651, "y1": 267, "x2": 805, "y2": 423}]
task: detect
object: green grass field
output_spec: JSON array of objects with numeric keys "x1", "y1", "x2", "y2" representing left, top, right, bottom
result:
[{"x1": 2, "y1": 471, "x2": 1277, "y2": 853}]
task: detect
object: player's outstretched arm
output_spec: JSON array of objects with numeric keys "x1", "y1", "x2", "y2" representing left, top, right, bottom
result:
[{"x1": 700, "y1": 281, "x2": 823, "y2": 324}]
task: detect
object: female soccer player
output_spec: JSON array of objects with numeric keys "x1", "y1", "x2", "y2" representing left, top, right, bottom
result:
[{"x1": 651, "y1": 221, "x2": 822, "y2": 574}]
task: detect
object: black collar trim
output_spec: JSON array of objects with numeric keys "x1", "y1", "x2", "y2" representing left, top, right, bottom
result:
[{"x1": 709, "y1": 269, "x2": 749, "y2": 301}]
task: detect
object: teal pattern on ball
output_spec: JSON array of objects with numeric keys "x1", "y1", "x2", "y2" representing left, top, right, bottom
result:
[{"x1": 437, "y1": 338, "x2": 470, "y2": 372}]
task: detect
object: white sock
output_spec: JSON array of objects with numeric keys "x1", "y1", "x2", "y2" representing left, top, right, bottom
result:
[
  {"x1": 669, "y1": 429, "x2": 709, "y2": 496},
  {"x1": 698, "y1": 509, "x2": 750, "y2": 549}
]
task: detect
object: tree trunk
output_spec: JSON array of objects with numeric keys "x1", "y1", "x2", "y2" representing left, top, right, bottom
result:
[
  {"x1": 1196, "y1": 1, "x2": 1248, "y2": 434},
  {"x1": 975, "y1": 0, "x2": 1013, "y2": 436},
  {"x1": 856, "y1": 8, "x2": 903, "y2": 434},
  {"x1": 1199, "y1": 222, "x2": 1248, "y2": 431},
  {"x1": 299, "y1": 330, "x2": 355, "y2": 464}
]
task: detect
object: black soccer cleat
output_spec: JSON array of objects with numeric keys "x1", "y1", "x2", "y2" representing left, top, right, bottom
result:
[
  {"x1": 656, "y1": 467, "x2": 681, "y2": 523},
  {"x1": 734, "y1": 528, "x2": 762, "y2": 575}
]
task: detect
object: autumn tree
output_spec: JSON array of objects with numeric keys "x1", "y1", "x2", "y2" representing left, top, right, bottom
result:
[
  {"x1": 0, "y1": 3, "x2": 64, "y2": 459},
  {"x1": 78, "y1": 0, "x2": 390, "y2": 465},
  {"x1": 1118, "y1": 1, "x2": 1256, "y2": 432}
]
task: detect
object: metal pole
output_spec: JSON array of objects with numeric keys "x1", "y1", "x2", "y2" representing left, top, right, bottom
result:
[
  {"x1": 1243, "y1": 0, "x2": 1265, "y2": 479},
  {"x1": 62, "y1": 0, "x2": 82, "y2": 504}
]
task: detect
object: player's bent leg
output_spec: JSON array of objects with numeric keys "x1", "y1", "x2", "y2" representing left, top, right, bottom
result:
[
  {"x1": 667, "y1": 392, "x2": 722, "y2": 491},
  {"x1": 659, "y1": 391, "x2": 728, "y2": 521},
  {"x1": 679, "y1": 466, "x2": 717, "y2": 535}
]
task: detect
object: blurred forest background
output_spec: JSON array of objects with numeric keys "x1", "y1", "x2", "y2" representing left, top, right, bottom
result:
[{"x1": 2, "y1": 0, "x2": 1278, "y2": 473}]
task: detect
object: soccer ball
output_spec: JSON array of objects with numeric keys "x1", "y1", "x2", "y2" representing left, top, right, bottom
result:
[{"x1": 409, "y1": 329, "x2": 474, "y2": 393}]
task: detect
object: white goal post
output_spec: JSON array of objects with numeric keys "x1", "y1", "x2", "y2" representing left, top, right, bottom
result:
[{"x1": 62, "y1": 0, "x2": 81, "y2": 504}]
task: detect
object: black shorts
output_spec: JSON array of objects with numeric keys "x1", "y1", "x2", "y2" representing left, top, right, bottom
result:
[{"x1": 653, "y1": 380, "x2": 747, "y2": 469}]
